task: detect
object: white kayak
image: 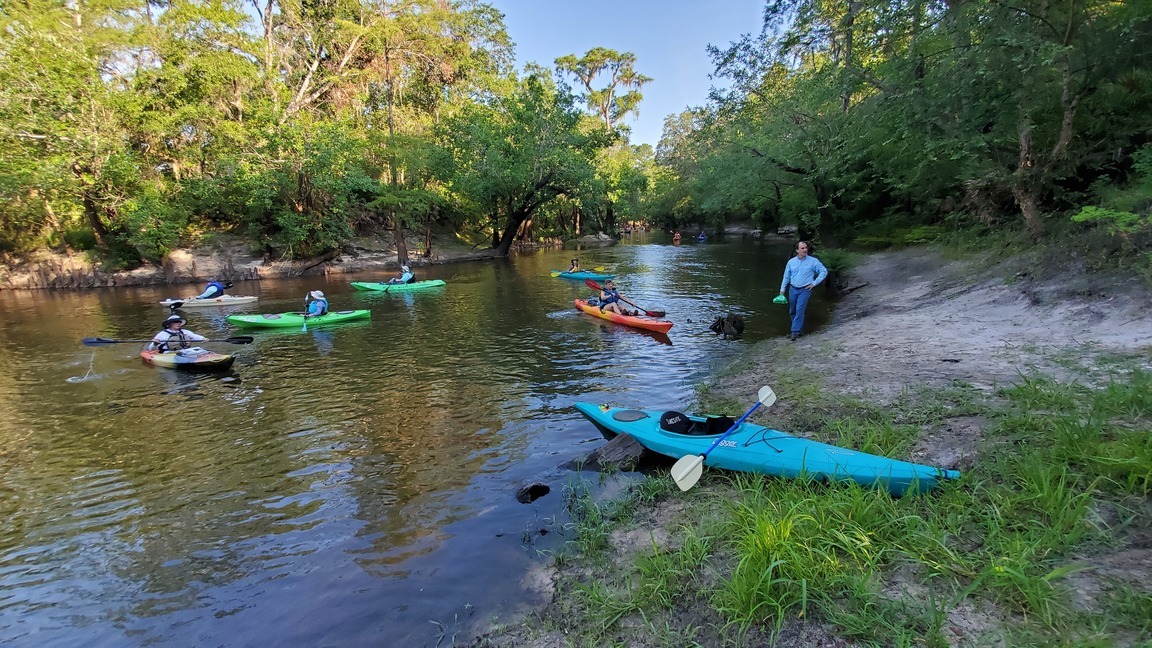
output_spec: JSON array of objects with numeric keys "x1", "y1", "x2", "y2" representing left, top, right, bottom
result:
[{"x1": 159, "y1": 295, "x2": 259, "y2": 308}]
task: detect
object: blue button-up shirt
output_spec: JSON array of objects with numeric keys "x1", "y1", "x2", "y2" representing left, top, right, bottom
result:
[{"x1": 780, "y1": 255, "x2": 828, "y2": 292}]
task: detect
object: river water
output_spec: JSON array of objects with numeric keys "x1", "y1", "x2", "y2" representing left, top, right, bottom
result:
[{"x1": 0, "y1": 235, "x2": 830, "y2": 646}]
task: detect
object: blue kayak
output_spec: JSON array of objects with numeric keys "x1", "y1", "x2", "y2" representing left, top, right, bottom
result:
[
  {"x1": 574, "y1": 402, "x2": 959, "y2": 496},
  {"x1": 551, "y1": 270, "x2": 615, "y2": 281}
]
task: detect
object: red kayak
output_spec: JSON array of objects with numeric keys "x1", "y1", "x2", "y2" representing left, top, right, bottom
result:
[{"x1": 574, "y1": 299, "x2": 673, "y2": 334}]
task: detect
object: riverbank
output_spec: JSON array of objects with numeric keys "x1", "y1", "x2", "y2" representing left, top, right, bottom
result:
[
  {"x1": 0, "y1": 230, "x2": 612, "y2": 291},
  {"x1": 471, "y1": 245, "x2": 1152, "y2": 647}
]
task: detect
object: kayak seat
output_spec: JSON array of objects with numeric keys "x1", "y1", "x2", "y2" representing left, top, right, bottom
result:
[
  {"x1": 659, "y1": 411, "x2": 692, "y2": 433},
  {"x1": 660, "y1": 411, "x2": 736, "y2": 436},
  {"x1": 703, "y1": 415, "x2": 736, "y2": 435},
  {"x1": 612, "y1": 410, "x2": 649, "y2": 422}
]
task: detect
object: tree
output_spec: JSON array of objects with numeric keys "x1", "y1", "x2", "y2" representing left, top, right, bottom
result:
[
  {"x1": 554, "y1": 47, "x2": 652, "y2": 132},
  {"x1": 440, "y1": 74, "x2": 610, "y2": 256}
]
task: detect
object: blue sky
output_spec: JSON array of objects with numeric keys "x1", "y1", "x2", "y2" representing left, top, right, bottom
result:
[{"x1": 486, "y1": 0, "x2": 765, "y2": 148}]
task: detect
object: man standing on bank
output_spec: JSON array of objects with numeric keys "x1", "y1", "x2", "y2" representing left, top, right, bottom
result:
[{"x1": 778, "y1": 240, "x2": 828, "y2": 340}]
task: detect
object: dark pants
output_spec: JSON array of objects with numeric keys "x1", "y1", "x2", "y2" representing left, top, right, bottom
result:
[{"x1": 787, "y1": 285, "x2": 813, "y2": 336}]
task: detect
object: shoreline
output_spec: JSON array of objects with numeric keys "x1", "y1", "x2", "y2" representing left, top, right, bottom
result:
[
  {"x1": 470, "y1": 245, "x2": 1152, "y2": 647},
  {"x1": 0, "y1": 233, "x2": 604, "y2": 291}
]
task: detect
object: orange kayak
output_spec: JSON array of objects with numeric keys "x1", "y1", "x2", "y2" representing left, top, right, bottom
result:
[{"x1": 574, "y1": 299, "x2": 673, "y2": 334}]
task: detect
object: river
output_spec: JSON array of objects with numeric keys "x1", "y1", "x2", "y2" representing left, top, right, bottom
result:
[{"x1": 0, "y1": 234, "x2": 830, "y2": 646}]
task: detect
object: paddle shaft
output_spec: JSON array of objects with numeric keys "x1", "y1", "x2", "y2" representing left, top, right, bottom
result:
[
  {"x1": 583, "y1": 279, "x2": 665, "y2": 318},
  {"x1": 700, "y1": 400, "x2": 764, "y2": 459},
  {"x1": 83, "y1": 336, "x2": 254, "y2": 346}
]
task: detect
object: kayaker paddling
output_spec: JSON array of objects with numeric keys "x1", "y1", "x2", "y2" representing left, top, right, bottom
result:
[
  {"x1": 598, "y1": 280, "x2": 638, "y2": 316},
  {"x1": 305, "y1": 290, "x2": 329, "y2": 317},
  {"x1": 149, "y1": 315, "x2": 207, "y2": 352},
  {"x1": 385, "y1": 265, "x2": 415, "y2": 285},
  {"x1": 568, "y1": 258, "x2": 581, "y2": 272}
]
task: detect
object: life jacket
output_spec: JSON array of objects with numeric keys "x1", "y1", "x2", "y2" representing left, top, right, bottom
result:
[
  {"x1": 156, "y1": 330, "x2": 189, "y2": 352},
  {"x1": 600, "y1": 288, "x2": 620, "y2": 305},
  {"x1": 309, "y1": 298, "x2": 329, "y2": 316}
]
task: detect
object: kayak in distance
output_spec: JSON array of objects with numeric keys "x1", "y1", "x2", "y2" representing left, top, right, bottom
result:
[
  {"x1": 551, "y1": 270, "x2": 616, "y2": 281},
  {"x1": 349, "y1": 279, "x2": 446, "y2": 292},
  {"x1": 574, "y1": 299, "x2": 673, "y2": 334},
  {"x1": 573, "y1": 403, "x2": 960, "y2": 496},
  {"x1": 159, "y1": 295, "x2": 259, "y2": 308},
  {"x1": 139, "y1": 347, "x2": 236, "y2": 371},
  {"x1": 226, "y1": 310, "x2": 371, "y2": 329}
]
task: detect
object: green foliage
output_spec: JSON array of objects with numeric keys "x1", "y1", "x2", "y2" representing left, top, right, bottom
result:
[
  {"x1": 851, "y1": 219, "x2": 949, "y2": 250},
  {"x1": 555, "y1": 48, "x2": 652, "y2": 131},
  {"x1": 438, "y1": 73, "x2": 612, "y2": 253},
  {"x1": 814, "y1": 247, "x2": 855, "y2": 276},
  {"x1": 121, "y1": 185, "x2": 191, "y2": 262},
  {"x1": 61, "y1": 226, "x2": 98, "y2": 252},
  {"x1": 1072, "y1": 144, "x2": 1152, "y2": 247},
  {"x1": 0, "y1": 0, "x2": 525, "y2": 265},
  {"x1": 1072, "y1": 206, "x2": 1150, "y2": 235},
  {"x1": 645, "y1": 0, "x2": 1152, "y2": 243}
]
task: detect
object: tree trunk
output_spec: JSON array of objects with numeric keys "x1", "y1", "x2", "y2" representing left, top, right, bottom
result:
[
  {"x1": 494, "y1": 211, "x2": 530, "y2": 256},
  {"x1": 72, "y1": 161, "x2": 108, "y2": 246},
  {"x1": 1013, "y1": 117, "x2": 1045, "y2": 237}
]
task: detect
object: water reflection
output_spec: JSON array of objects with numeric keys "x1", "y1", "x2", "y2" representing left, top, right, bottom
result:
[{"x1": 0, "y1": 238, "x2": 830, "y2": 646}]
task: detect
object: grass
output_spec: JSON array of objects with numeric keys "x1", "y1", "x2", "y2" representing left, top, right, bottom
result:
[{"x1": 526, "y1": 356, "x2": 1152, "y2": 646}]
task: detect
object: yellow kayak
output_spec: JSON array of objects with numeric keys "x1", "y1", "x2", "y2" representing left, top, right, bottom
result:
[{"x1": 139, "y1": 348, "x2": 236, "y2": 371}]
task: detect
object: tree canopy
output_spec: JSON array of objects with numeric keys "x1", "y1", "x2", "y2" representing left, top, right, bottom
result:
[{"x1": 1, "y1": 0, "x2": 1149, "y2": 268}]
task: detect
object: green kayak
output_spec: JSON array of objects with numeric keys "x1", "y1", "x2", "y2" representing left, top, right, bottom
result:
[
  {"x1": 226, "y1": 310, "x2": 371, "y2": 329},
  {"x1": 350, "y1": 279, "x2": 446, "y2": 292}
]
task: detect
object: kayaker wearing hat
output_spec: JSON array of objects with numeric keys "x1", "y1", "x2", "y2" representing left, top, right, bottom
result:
[
  {"x1": 305, "y1": 290, "x2": 329, "y2": 317},
  {"x1": 385, "y1": 265, "x2": 415, "y2": 285},
  {"x1": 148, "y1": 315, "x2": 207, "y2": 352}
]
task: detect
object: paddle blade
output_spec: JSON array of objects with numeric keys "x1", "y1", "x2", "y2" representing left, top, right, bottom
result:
[
  {"x1": 584, "y1": 278, "x2": 602, "y2": 292},
  {"x1": 82, "y1": 337, "x2": 123, "y2": 346},
  {"x1": 169, "y1": 301, "x2": 185, "y2": 310},
  {"x1": 671, "y1": 455, "x2": 704, "y2": 491},
  {"x1": 550, "y1": 271, "x2": 561, "y2": 277},
  {"x1": 644, "y1": 309, "x2": 666, "y2": 318},
  {"x1": 224, "y1": 336, "x2": 255, "y2": 345},
  {"x1": 758, "y1": 385, "x2": 778, "y2": 407}
]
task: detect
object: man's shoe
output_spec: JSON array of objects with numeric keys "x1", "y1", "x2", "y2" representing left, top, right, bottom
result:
[{"x1": 789, "y1": 333, "x2": 799, "y2": 341}]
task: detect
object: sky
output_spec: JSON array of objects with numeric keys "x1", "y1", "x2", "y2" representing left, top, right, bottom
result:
[{"x1": 486, "y1": 0, "x2": 765, "y2": 148}]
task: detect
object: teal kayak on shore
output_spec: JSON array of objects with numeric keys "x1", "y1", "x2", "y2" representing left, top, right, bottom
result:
[
  {"x1": 226, "y1": 310, "x2": 371, "y2": 329},
  {"x1": 574, "y1": 402, "x2": 960, "y2": 496},
  {"x1": 350, "y1": 279, "x2": 446, "y2": 292}
]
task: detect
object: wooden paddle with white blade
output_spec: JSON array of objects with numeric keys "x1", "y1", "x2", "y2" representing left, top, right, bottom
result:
[{"x1": 670, "y1": 385, "x2": 777, "y2": 491}]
